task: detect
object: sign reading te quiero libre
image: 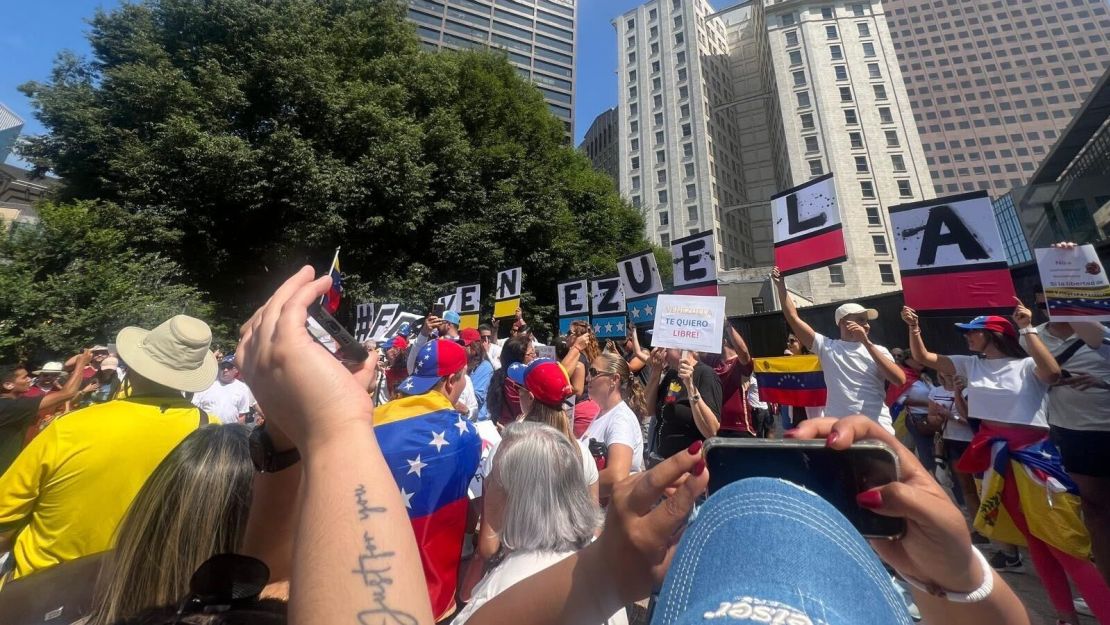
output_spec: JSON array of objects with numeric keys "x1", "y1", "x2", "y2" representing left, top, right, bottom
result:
[{"x1": 650, "y1": 294, "x2": 727, "y2": 354}]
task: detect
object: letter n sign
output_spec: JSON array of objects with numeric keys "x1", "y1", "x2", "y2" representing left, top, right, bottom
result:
[{"x1": 494, "y1": 267, "x2": 522, "y2": 319}]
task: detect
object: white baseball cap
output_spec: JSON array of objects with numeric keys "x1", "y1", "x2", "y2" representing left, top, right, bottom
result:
[{"x1": 833, "y1": 303, "x2": 878, "y2": 325}]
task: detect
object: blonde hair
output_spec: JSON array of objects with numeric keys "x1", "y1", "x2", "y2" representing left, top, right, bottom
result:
[
  {"x1": 523, "y1": 400, "x2": 574, "y2": 443},
  {"x1": 88, "y1": 425, "x2": 253, "y2": 625},
  {"x1": 569, "y1": 320, "x2": 601, "y2": 363},
  {"x1": 593, "y1": 352, "x2": 647, "y2": 418}
]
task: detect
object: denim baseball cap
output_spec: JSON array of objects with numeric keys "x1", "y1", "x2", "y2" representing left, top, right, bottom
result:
[
  {"x1": 651, "y1": 477, "x2": 911, "y2": 625},
  {"x1": 443, "y1": 310, "x2": 462, "y2": 326}
]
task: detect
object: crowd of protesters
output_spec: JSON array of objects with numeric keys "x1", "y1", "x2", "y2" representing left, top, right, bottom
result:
[{"x1": 0, "y1": 244, "x2": 1105, "y2": 625}]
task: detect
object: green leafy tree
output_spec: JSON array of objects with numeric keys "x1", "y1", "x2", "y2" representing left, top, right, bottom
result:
[
  {"x1": 0, "y1": 201, "x2": 218, "y2": 362},
  {"x1": 19, "y1": 0, "x2": 653, "y2": 329}
]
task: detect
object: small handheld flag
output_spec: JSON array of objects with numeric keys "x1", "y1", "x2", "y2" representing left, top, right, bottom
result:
[{"x1": 321, "y1": 247, "x2": 343, "y2": 314}]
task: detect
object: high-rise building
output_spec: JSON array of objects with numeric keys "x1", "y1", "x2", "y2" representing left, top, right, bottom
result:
[
  {"x1": 0, "y1": 103, "x2": 24, "y2": 164},
  {"x1": 579, "y1": 107, "x2": 621, "y2": 184},
  {"x1": 407, "y1": 0, "x2": 577, "y2": 137},
  {"x1": 614, "y1": 0, "x2": 932, "y2": 302},
  {"x1": 882, "y1": 0, "x2": 1110, "y2": 198}
]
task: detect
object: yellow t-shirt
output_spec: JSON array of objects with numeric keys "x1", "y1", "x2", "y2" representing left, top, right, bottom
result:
[{"x1": 0, "y1": 396, "x2": 217, "y2": 579}]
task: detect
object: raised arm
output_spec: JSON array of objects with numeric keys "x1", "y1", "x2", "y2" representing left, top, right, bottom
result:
[
  {"x1": 902, "y1": 306, "x2": 956, "y2": 376},
  {"x1": 39, "y1": 350, "x2": 94, "y2": 413},
  {"x1": 726, "y1": 324, "x2": 751, "y2": 366},
  {"x1": 561, "y1": 333, "x2": 589, "y2": 378},
  {"x1": 771, "y1": 267, "x2": 816, "y2": 351},
  {"x1": 1072, "y1": 321, "x2": 1109, "y2": 351},
  {"x1": 642, "y1": 348, "x2": 666, "y2": 420},
  {"x1": 1012, "y1": 297, "x2": 1060, "y2": 385},
  {"x1": 237, "y1": 267, "x2": 433, "y2": 625},
  {"x1": 628, "y1": 328, "x2": 650, "y2": 374}
]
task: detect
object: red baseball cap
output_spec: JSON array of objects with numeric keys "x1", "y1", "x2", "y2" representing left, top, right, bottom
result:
[
  {"x1": 399, "y1": 339, "x2": 467, "y2": 395},
  {"x1": 459, "y1": 327, "x2": 481, "y2": 346},
  {"x1": 954, "y1": 315, "x2": 1017, "y2": 339},
  {"x1": 507, "y1": 358, "x2": 573, "y2": 407}
]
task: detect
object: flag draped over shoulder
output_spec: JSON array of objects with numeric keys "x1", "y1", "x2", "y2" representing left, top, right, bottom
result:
[
  {"x1": 373, "y1": 392, "x2": 482, "y2": 621},
  {"x1": 753, "y1": 355, "x2": 826, "y2": 407}
]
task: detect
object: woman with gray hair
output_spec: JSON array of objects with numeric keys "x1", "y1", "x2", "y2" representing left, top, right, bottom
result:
[{"x1": 456, "y1": 422, "x2": 627, "y2": 625}]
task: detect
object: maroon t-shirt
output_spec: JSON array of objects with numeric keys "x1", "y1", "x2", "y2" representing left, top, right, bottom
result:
[{"x1": 715, "y1": 357, "x2": 755, "y2": 435}]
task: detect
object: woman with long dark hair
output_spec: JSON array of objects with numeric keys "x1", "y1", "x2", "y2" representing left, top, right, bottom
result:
[{"x1": 485, "y1": 336, "x2": 534, "y2": 425}]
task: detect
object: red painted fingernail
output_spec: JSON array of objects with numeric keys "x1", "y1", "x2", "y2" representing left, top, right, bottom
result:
[
  {"x1": 857, "y1": 489, "x2": 883, "y2": 510},
  {"x1": 826, "y1": 431, "x2": 840, "y2": 446},
  {"x1": 687, "y1": 440, "x2": 703, "y2": 455},
  {"x1": 783, "y1": 428, "x2": 799, "y2": 438},
  {"x1": 692, "y1": 459, "x2": 706, "y2": 477}
]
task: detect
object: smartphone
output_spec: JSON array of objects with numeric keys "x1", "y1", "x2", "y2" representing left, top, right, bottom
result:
[
  {"x1": 431, "y1": 302, "x2": 446, "y2": 318},
  {"x1": 703, "y1": 438, "x2": 906, "y2": 539},
  {"x1": 307, "y1": 302, "x2": 369, "y2": 364}
]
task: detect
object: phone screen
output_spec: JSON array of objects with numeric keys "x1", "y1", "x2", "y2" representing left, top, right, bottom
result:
[
  {"x1": 432, "y1": 302, "x2": 446, "y2": 318},
  {"x1": 705, "y1": 440, "x2": 905, "y2": 538}
]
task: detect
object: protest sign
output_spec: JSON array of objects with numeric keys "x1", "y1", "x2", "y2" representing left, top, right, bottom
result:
[
  {"x1": 557, "y1": 278, "x2": 590, "y2": 334},
  {"x1": 455, "y1": 283, "x2": 481, "y2": 329},
  {"x1": 354, "y1": 303, "x2": 375, "y2": 343},
  {"x1": 493, "y1": 267, "x2": 522, "y2": 319},
  {"x1": 651, "y1": 294, "x2": 727, "y2": 354},
  {"x1": 671, "y1": 230, "x2": 718, "y2": 296},
  {"x1": 771, "y1": 174, "x2": 847, "y2": 276},
  {"x1": 436, "y1": 291, "x2": 460, "y2": 312},
  {"x1": 1036, "y1": 244, "x2": 1110, "y2": 322},
  {"x1": 367, "y1": 303, "x2": 401, "y2": 341},
  {"x1": 382, "y1": 312, "x2": 422, "y2": 340},
  {"x1": 618, "y1": 249, "x2": 663, "y2": 327},
  {"x1": 890, "y1": 191, "x2": 1015, "y2": 313},
  {"x1": 590, "y1": 275, "x2": 626, "y2": 339}
]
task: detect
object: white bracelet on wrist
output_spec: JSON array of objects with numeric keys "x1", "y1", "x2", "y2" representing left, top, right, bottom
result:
[
  {"x1": 900, "y1": 547, "x2": 994, "y2": 603},
  {"x1": 1019, "y1": 327, "x2": 1038, "y2": 335}
]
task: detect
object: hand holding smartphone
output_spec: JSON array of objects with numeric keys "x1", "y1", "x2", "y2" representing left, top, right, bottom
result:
[{"x1": 307, "y1": 303, "x2": 369, "y2": 364}]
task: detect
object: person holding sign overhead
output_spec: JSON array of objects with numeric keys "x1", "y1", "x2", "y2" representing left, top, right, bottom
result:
[{"x1": 771, "y1": 267, "x2": 905, "y2": 434}]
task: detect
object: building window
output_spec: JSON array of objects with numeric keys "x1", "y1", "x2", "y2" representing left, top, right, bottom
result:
[
  {"x1": 878, "y1": 107, "x2": 893, "y2": 123},
  {"x1": 631, "y1": 138, "x2": 639, "y2": 151},
  {"x1": 631, "y1": 175, "x2": 641, "y2": 190},
  {"x1": 885, "y1": 130, "x2": 899, "y2": 147},
  {"x1": 844, "y1": 108, "x2": 858, "y2": 125},
  {"x1": 873, "y1": 84, "x2": 887, "y2": 100},
  {"x1": 857, "y1": 23, "x2": 871, "y2": 37},
  {"x1": 659, "y1": 210, "x2": 669, "y2": 225},
  {"x1": 793, "y1": 70, "x2": 807, "y2": 86},
  {"x1": 684, "y1": 163, "x2": 695, "y2": 178},
  {"x1": 656, "y1": 150, "x2": 666, "y2": 164},
  {"x1": 683, "y1": 143, "x2": 693, "y2": 158},
  {"x1": 660, "y1": 233, "x2": 669, "y2": 247},
  {"x1": 628, "y1": 52, "x2": 636, "y2": 65},
  {"x1": 789, "y1": 50, "x2": 803, "y2": 66},
  {"x1": 654, "y1": 94, "x2": 663, "y2": 108},
  {"x1": 682, "y1": 123, "x2": 692, "y2": 137},
  {"x1": 897, "y1": 180, "x2": 912, "y2": 197},
  {"x1": 829, "y1": 265, "x2": 845, "y2": 284},
  {"x1": 657, "y1": 169, "x2": 666, "y2": 183},
  {"x1": 830, "y1": 45, "x2": 843, "y2": 60},
  {"x1": 801, "y1": 113, "x2": 815, "y2": 129},
  {"x1": 752, "y1": 297, "x2": 766, "y2": 313},
  {"x1": 785, "y1": 30, "x2": 799, "y2": 47},
  {"x1": 651, "y1": 42, "x2": 659, "y2": 55},
  {"x1": 840, "y1": 86, "x2": 853, "y2": 102},
  {"x1": 866, "y1": 206, "x2": 881, "y2": 226},
  {"x1": 687, "y1": 205, "x2": 698, "y2": 220},
  {"x1": 821, "y1": 6, "x2": 834, "y2": 19},
  {"x1": 796, "y1": 91, "x2": 811, "y2": 108},
  {"x1": 826, "y1": 25, "x2": 839, "y2": 39},
  {"x1": 849, "y1": 132, "x2": 863, "y2": 148},
  {"x1": 676, "y1": 51, "x2": 685, "y2": 64},
  {"x1": 631, "y1": 156, "x2": 640, "y2": 170},
  {"x1": 851, "y1": 3, "x2": 865, "y2": 16},
  {"x1": 879, "y1": 263, "x2": 896, "y2": 284},
  {"x1": 805, "y1": 136, "x2": 819, "y2": 152},
  {"x1": 680, "y1": 103, "x2": 690, "y2": 117},
  {"x1": 855, "y1": 156, "x2": 869, "y2": 173},
  {"x1": 868, "y1": 63, "x2": 881, "y2": 79},
  {"x1": 872, "y1": 235, "x2": 888, "y2": 254},
  {"x1": 626, "y1": 18, "x2": 634, "y2": 31},
  {"x1": 809, "y1": 159, "x2": 824, "y2": 176},
  {"x1": 675, "y1": 32, "x2": 684, "y2": 45},
  {"x1": 655, "y1": 130, "x2": 664, "y2": 145},
  {"x1": 891, "y1": 154, "x2": 906, "y2": 172},
  {"x1": 835, "y1": 65, "x2": 848, "y2": 80},
  {"x1": 781, "y1": 13, "x2": 795, "y2": 27},
  {"x1": 650, "y1": 25, "x2": 658, "y2": 38},
  {"x1": 677, "y1": 67, "x2": 687, "y2": 81},
  {"x1": 686, "y1": 184, "x2": 697, "y2": 199},
  {"x1": 652, "y1": 60, "x2": 661, "y2": 74},
  {"x1": 658, "y1": 190, "x2": 668, "y2": 203},
  {"x1": 862, "y1": 42, "x2": 876, "y2": 57},
  {"x1": 648, "y1": 8, "x2": 657, "y2": 19},
  {"x1": 654, "y1": 113, "x2": 664, "y2": 127},
  {"x1": 653, "y1": 77, "x2": 661, "y2": 90},
  {"x1": 860, "y1": 180, "x2": 875, "y2": 198}
]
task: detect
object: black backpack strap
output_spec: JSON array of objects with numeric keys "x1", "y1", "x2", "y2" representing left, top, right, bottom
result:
[{"x1": 1055, "y1": 339, "x2": 1086, "y2": 369}]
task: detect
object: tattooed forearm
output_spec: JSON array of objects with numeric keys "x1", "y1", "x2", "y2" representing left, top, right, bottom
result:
[{"x1": 352, "y1": 485, "x2": 418, "y2": 625}]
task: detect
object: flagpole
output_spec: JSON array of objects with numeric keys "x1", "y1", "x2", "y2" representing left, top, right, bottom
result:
[{"x1": 330, "y1": 246, "x2": 341, "y2": 270}]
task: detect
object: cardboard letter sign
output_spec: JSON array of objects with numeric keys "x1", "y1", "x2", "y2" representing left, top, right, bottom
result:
[
  {"x1": 367, "y1": 303, "x2": 401, "y2": 341},
  {"x1": 494, "y1": 267, "x2": 522, "y2": 319},
  {"x1": 456, "y1": 283, "x2": 481, "y2": 329},
  {"x1": 651, "y1": 294, "x2": 727, "y2": 354},
  {"x1": 354, "y1": 303, "x2": 375, "y2": 343},
  {"x1": 671, "y1": 230, "x2": 718, "y2": 295},
  {"x1": 618, "y1": 249, "x2": 663, "y2": 327},
  {"x1": 557, "y1": 278, "x2": 590, "y2": 335},
  {"x1": 890, "y1": 191, "x2": 1015, "y2": 313},
  {"x1": 590, "y1": 275, "x2": 626, "y2": 338},
  {"x1": 771, "y1": 174, "x2": 848, "y2": 276}
]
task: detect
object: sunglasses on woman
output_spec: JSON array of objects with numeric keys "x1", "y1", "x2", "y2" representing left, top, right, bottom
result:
[{"x1": 588, "y1": 367, "x2": 616, "y2": 378}]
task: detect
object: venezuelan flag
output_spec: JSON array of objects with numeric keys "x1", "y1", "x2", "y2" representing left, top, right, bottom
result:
[
  {"x1": 321, "y1": 248, "x2": 343, "y2": 314},
  {"x1": 753, "y1": 355, "x2": 827, "y2": 407},
  {"x1": 374, "y1": 392, "x2": 481, "y2": 621}
]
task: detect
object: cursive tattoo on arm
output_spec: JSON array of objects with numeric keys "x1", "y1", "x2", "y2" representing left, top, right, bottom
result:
[{"x1": 352, "y1": 484, "x2": 418, "y2": 625}]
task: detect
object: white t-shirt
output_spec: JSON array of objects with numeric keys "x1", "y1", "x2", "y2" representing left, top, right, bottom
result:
[
  {"x1": 1021, "y1": 323, "x2": 1110, "y2": 431},
  {"x1": 486, "y1": 341, "x2": 503, "y2": 370},
  {"x1": 454, "y1": 550, "x2": 628, "y2": 625},
  {"x1": 580, "y1": 401, "x2": 645, "y2": 473},
  {"x1": 812, "y1": 334, "x2": 894, "y2": 432},
  {"x1": 458, "y1": 374, "x2": 479, "y2": 420},
  {"x1": 191, "y1": 379, "x2": 253, "y2": 425},
  {"x1": 930, "y1": 386, "x2": 973, "y2": 442},
  {"x1": 477, "y1": 437, "x2": 599, "y2": 491},
  {"x1": 949, "y1": 355, "x2": 1048, "y2": 428},
  {"x1": 899, "y1": 379, "x2": 932, "y2": 417},
  {"x1": 468, "y1": 420, "x2": 503, "y2": 499},
  {"x1": 746, "y1": 377, "x2": 768, "y2": 410}
]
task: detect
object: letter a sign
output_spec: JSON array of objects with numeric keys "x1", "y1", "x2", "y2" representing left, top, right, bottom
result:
[
  {"x1": 618, "y1": 249, "x2": 663, "y2": 327},
  {"x1": 494, "y1": 267, "x2": 522, "y2": 319},
  {"x1": 889, "y1": 191, "x2": 1015, "y2": 313}
]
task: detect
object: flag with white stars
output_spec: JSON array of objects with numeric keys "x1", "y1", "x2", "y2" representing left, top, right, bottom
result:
[{"x1": 372, "y1": 392, "x2": 481, "y2": 617}]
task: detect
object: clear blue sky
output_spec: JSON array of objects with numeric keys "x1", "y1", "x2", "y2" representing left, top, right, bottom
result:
[{"x1": 0, "y1": 0, "x2": 679, "y2": 164}]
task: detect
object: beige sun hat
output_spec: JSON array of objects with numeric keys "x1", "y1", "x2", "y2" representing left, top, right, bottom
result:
[{"x1": 115, "y1": 315, "x2": 217, "y2": 393}]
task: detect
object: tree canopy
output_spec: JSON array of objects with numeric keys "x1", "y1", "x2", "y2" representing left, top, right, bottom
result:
[{"x1": 18, "y1": 0, "x2": 655, "y2": 336}]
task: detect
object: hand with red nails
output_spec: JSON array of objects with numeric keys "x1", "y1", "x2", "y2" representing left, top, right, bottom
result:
[{"x1": 789, "y1": 416, "x2": 979, "y2": 594}]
